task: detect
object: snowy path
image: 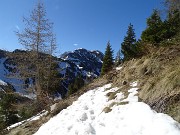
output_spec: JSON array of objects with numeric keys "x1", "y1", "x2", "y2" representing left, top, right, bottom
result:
[{"x1": 34, "y1": 82, "x2": 180, "y2": 135}]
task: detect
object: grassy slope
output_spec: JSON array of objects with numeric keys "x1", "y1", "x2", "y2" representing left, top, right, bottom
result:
[{"x1": 112, "y1": 45, "x2": 180, "y2": 122}]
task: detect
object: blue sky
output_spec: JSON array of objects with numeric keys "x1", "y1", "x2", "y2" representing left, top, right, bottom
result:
[{"x1": 0, "y1": 0, "x2": 163, "y2": 55}]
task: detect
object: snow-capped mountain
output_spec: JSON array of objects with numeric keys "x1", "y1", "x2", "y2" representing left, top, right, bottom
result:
[
  {"x1": 0, "y1": 48, "x2": 104, "y2": 98},
  {"x1": 59, "y1": 48, "x2": 103, "y2": 96},
  {"x1": 60, "y1": 48, "x2": 103, "y2": 77}
]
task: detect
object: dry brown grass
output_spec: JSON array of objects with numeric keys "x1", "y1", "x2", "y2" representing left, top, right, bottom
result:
[
  {"x1": 50, "y1": 101, "x2": 70, "y2": 117},
  {"x1": 103, "y1": 107, "x2": 112, "y2": 113},
  {"x1": 106, "y1": 45, "x2": 180, "y2": 122},
  {"x1": 118, "y1": 101, "x2": 129, "y2": 105},
  {"x1": 106, "y1": 92, "x2": 117, "y2": 101}
]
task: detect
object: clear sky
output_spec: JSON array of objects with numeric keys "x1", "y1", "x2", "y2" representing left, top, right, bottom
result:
[{"x1": 0, "y1": 0, "x2": 163, "y2": 55}]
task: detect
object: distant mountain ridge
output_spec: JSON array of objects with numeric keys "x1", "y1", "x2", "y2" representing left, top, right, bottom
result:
[
  {"x1": 0, "y1": 48, "x2": 104, "y2": 98},
  {"x1": 58, "y1": 48, "x2": 103, "y2": 97}
]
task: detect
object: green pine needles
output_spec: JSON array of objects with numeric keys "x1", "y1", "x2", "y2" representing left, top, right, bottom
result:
[
  {"x1": 141, "y1": 9, "x2": 180, "y2": 45},
  {"x1": 101, "y1": 41, "x2": 114, "y2": 75},
  {"x1": 121, "y1": 23, "x2": 137, "y2": 61}
]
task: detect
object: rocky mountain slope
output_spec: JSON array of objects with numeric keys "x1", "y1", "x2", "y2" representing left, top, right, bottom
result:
[
  {"x1": 59, "y1": 48, "x2": 103, "y2": 97},
  {"x1": 0, "y1": 48, "x2": 103, "y2": 98}
]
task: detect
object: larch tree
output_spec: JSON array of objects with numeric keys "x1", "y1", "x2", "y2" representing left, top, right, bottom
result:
[
  {"x1": 114, "y1": 49, "x2": 122, "y2": 66},
  {"x1": 121, "y1": 23, "x2": 137, "y2": 61},
  {"x1": 101, "y1": 41, "x2": 114, "y2": 75},
  {"x1": 16, "y1": 1, "x2": 57, "y2": 101},
  {"x1": 164, "y1": 0, "x2": 180, "y2": 14}
]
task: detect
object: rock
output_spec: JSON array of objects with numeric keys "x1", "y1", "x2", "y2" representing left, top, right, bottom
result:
[{"x1": 122, "y1": 80, "x2": 127, "y2": 85}]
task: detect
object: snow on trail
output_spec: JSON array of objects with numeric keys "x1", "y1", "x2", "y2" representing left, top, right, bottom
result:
[
  {"x1": 116, "y1": 66, "x2": 122, "y2": 71},
  {"x1": 34, "y1": 82, "x2": 180, "y2": 135}
]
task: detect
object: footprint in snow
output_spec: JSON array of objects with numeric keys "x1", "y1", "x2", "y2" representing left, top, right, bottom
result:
[
  {"x1": 67, "y1": 125, "x2": 73, "y2": 131},
  {"x1": 83, "y1": 105, "x2": 88, "y2": 110},
  {"x1": 91, "y1": 116, "x2": 95, "y2": 120},
  {"x1": 80, "y1": 113, "x2": 88, "y2": 121},
  {"x1": 90, "y1": 110, "x2": 94, "y2": 114},
  {"x1": 99, "y1": 122, "x2": 105, "y2": 127}
]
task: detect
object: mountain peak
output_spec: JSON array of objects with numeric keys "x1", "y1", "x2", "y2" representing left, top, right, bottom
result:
[{"x1": 59, "y1": 48, "x2": 104, "y2": 97}]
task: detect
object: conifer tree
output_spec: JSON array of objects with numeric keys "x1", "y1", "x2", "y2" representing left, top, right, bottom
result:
[
  {"x1": 101, "y1": 41, "x2": 114, "y2": 75},
  {"x1": 0, "y1": 93, "x2": 18, "y2": 129},
  {"x1": 161, "y1": 0, "x2": 180, "y2": 40},
  {"x1": 141, "y1": 10, "x2": 163, "y2": 44},
  {"x1": 42, "y1": 61, "x2": 62, "y2": 97},
  {"x1": 167, "y1": 10, "x2": 180, "y2": 34},
  {"x1": 67, "y1": 75, "x2": 84, "y2": 96},
  {"x1": 121, "y1": 23, "x2": 137, "y2": 61}
]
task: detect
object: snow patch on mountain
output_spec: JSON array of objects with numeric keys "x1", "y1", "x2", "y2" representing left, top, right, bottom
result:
[
  {"x1": 0, "y1": 58, "x2": 25, "y2": 93},
  {"x1": 0, "y1": 79, "x2": 7, "y2": 86}
]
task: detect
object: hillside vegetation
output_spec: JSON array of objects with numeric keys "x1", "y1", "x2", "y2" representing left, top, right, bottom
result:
[{"x1": 112, "y1": 45, "x2": 180, "y2": 122}]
